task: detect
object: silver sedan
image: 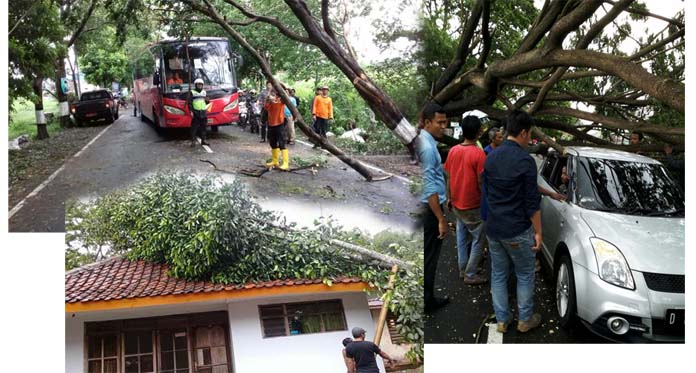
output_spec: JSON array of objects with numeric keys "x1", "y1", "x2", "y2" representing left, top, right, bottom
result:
[{"x1": 535, "y1": 147, "x2": 684, "y2": 342}]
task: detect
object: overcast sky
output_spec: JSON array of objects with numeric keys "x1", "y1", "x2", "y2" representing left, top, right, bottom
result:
[
  {"x1": 346, "y1": 0, "x2": 684, "y2": 65},
  {"x1": 346, "y1": 0, "x2": 420, "y2": 64}
]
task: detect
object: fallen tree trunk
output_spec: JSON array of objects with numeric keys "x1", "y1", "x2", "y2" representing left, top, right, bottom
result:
[{"x1": 284, "y1": 0, "x2": 419, "y2": 155}]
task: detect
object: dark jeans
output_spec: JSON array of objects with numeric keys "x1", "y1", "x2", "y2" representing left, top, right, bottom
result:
[
  {"x1": 268, "y1": 125, "x2": 286, "y2": 150},
  {"x1": 260, "y1": 109, "x2": 268, "y2": 140},
  {"x1": 315, "y1": 117, "x2": 328, "y2": 138},
  {"x1": 423, "y1": 203, "x2": 444, "y2": 303},
  {"x1": 191, "y1": 113, "x2": 207, "y2": 141},
  {"x1": 282, "y1": 120, "x2": 289, "y2": 142},
  {"x1": 260, "y1": 122, "x2": 267, "y2": 141}
]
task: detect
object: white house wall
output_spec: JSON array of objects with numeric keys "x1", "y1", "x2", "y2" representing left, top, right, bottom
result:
[
  {"x1": 66, "y1": 316, "x2": 85, "y2": 373},
  {"x1": 65, "y1": 291, "x2": 381, "y2": 373},
  {"x1": 227, "y1": 291, "x2": 384, "y2": 373}
]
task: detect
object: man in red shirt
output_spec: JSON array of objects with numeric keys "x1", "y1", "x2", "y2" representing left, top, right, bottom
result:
[{"x1": 444, "y1": 115, "x2": 488, "y2": 285}]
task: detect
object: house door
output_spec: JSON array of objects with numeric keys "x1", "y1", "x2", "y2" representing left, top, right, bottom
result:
[{"x1": 193, "y1": 325, "x2": 230, "y2": 373}]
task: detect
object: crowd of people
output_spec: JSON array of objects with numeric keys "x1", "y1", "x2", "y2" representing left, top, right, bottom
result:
[
  {"x1": 236, "y1": 82, "x2": 335, "y2": 169},
  {"x1": 418, "y1": 104, "x2": 567, "y2": 333}
]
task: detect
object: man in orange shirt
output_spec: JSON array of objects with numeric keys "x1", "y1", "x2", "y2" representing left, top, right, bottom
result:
[
  {"x1": 312, "y1": 86, "x2": 334, "y2": 141},
  {"x1": 444, "y1": 115, "x2": 488, "y2": 285},
  {"x1": 264, "y1": 88, "x2": 290, "y2": 170}
]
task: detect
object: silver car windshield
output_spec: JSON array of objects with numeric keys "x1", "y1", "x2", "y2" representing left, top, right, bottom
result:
[{"x1": 575, "y1": 157, "x2": 684, "y2": 216}]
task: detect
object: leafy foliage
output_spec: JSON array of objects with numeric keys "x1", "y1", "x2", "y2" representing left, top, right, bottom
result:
[
  {"x1": 80, "y1": 43, "x2": 131, "y2": 87},
  {"x1": 66, "y1": 173, "x2": 424, "y2": 362},
  {"x1": 8, "y1": 0, "x2": 63, "y2": 110},
  {"x1": 65, "y1": 247, "x2": 96, "y2": 271}
]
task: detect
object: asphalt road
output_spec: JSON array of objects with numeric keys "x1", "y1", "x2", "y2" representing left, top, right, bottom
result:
[
  {"x1": 424, "y1": 214, "x2": 605, "y2": 344},
  {"x1": 9, "y1": 110, "x2": 420, "y2": 233}
]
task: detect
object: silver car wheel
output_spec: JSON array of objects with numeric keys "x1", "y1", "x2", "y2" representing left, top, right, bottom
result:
[{"x1": 556, "y1": 263, "x2": 569, "y2": 317}]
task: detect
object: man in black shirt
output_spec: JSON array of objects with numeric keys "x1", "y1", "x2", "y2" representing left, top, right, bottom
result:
[{"x1": 344, "y1": 327, "x2": 394, "y2": 373}]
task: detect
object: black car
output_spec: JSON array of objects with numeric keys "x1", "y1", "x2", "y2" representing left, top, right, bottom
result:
[{"x1": 71, "y1": 89, "x2": 119, "y2": 126}]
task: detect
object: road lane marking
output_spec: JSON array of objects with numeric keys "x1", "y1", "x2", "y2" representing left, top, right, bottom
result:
[
  {"x1": 487, "y1": 323, "x2": 504, "y2": 344},
  {"x1": 197, "y1": 137, "x2": 213, "y2": 153},
  {"x1": 294, "y1": 139, "x2": 411, "y2": 184},
  {"x1": 9, "y1": 122, "x2": 114, "y2": 219},
  {"x1": 74, "y1": 124, "x2": 112, "y2": 158}
]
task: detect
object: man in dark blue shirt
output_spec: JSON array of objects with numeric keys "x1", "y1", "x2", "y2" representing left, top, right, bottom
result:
[{"x1": 482, "y1": 109, "x2": 542, "y2": 334}]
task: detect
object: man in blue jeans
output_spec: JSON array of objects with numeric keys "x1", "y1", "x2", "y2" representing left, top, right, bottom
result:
[{"x1": 483, "y1": 109, "x2": 543, "y2": 333}]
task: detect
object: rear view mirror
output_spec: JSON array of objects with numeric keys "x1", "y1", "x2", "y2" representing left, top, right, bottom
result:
[
  {"x1": 153, "y1": 72, "x2": 161, "y2": 86},
  {"x1": 232, "y1": 53, "x2": 243, "y2": 68}
]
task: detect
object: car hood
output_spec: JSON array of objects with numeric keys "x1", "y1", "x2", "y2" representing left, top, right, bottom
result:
[{"x1": 580, "y1": 209, "x2": 684, "y2": 274}]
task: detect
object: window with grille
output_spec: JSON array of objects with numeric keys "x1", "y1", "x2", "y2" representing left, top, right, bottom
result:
[
  {"x1": 88, "y1": 334, "x2": 119, "y2": 373},
  {"x1": 259, "y1": 299, "x2": 347, "y2": 338},
  {"x1": 159, "y1": 329, "x2": 189, "y2": 373},
  {"x1": 124, "y1": 331, "x2": 154, "y2": 373},
  {"x1": 85, "y1": 312, "x2": 230, "y2": 373}
]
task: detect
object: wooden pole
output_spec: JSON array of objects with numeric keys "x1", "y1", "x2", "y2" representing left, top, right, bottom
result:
[{"x1": 373, "y1": 265, "x2": 399, "y2": 346}]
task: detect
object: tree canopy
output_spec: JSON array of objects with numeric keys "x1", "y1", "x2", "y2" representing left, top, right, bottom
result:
[
  {"x1": 420, "y1": 0, "x2": 684, "y2": 150},
  {"x1": 8, "y1": 0, "x2": 63, "y2": 110}
]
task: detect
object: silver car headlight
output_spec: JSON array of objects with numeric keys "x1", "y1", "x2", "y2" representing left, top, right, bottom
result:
[
  {"x1": 224, "y1": 99, "x2": 238, "y2": 111},
  {"x1": 590, "y1": 238, "x2": 635, "y2": 290},
  {"x1": 163, "y1": 105, "x2": 185, "y2": 115}
]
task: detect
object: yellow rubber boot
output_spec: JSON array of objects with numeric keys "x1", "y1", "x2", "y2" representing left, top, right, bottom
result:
[
  {"x1": 279, "y1": 149, "x2": 290, "y2": 171},
  {"x1": 266, "y1": 148, "x2": 280, "y2": 167}
]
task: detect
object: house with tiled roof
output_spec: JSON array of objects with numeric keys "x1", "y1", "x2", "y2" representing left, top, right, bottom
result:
[{"x1": 65, "y1": 257, "x2": 386, "y2": 373}]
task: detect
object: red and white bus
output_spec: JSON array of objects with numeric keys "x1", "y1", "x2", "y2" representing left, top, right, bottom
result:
[{"x1": 132, "y1": 37, "x2": 241, "y2": 131}]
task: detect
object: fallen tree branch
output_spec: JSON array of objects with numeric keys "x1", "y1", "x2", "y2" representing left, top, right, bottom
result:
[{"x1": 329, "y1": 239, "x2": 414, "y2": 270}]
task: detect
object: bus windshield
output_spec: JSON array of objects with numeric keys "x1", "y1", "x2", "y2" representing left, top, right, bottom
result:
[{"x1": 161, "y1": 40, "x2": 235, "y2": 92}]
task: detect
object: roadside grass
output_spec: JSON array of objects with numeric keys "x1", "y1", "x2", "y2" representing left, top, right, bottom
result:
[{"x1": 9, "y1": 97, "x2": 62, "y2": 140}]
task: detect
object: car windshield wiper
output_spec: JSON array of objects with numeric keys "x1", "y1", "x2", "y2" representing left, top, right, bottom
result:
[
  {"x1": 619, "y1": 206, "x2": 659, "y2": 216},
  {"x1": 587, "y1": 206, "x2": 646, "y2": 215},
  {"x1": 645, "y1": 207, "x2": 685, "y2": 217},
  {"x1": 585, "y1": 206, "x2": 621, "y2": 213}
]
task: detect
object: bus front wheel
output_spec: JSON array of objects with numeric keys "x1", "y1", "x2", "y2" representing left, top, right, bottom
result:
[{"x1": 152, "y1": 107, "x2": 164, "y2": 135}]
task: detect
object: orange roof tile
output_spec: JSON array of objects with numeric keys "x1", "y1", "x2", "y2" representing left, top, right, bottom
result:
[{"x1": 65, "y1": 257, "x2": 364, "y2": 304}]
